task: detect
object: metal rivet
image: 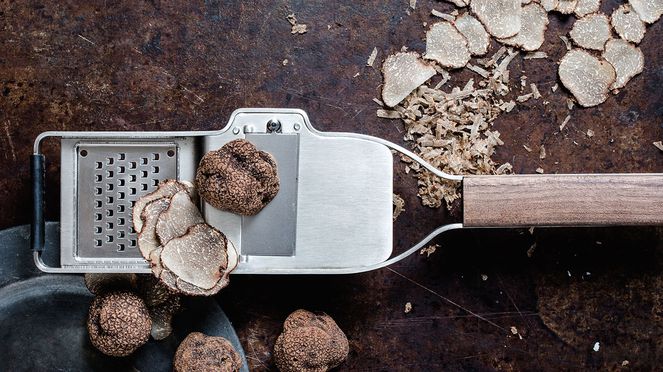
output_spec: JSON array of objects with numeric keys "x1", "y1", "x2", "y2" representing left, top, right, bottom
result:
[
  {"x1": 232, "y1": 127, "x2": 240, "y2": 135},
  {"x1": 294, "y1": 123, "x2": 301, "y2": 131},
  {"x1": 267, "y1": 119, "x2": 282, "y2": 133}
]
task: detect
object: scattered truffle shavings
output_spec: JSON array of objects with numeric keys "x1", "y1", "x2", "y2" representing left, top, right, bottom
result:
[
  {"x1": 574, "y1": 0, "x2": 601, "y2": 17},
  {"x1": 381, "y1": 52, "x2": 436, "y2": 107},
  {"x1": 393, "y1": 193, "x2": 405, "y2": 221},
  {"x1": 173, "y1": 332, "x2": 242, "y2": 372},
  {"x1": 287, "y1": 13, "x2": 308, "y2": 34},
  {"x1": 540, "y1": 0, "x2": 559, "y2": 12},
  {"x1": 454, "y1": 13, "x2": 491, "y2": 56},
  {"x1": 587, "y1": 129, "x2": 595, "y2": 137},
  {"x1": 536, "y1": 167, "x2": 545, "y2": 173},
  {"x1": 274, "y1": 310, "x2": 349, "y2": 372},
  {"x1": 424, "y1": 21, "x2": 471, "y2": 69},
  {"x1": 602, "y1": 39, "x2": 645, "y2": 90},
  {"x1": 409, "y1": 0, "x2": 416, "y2": 10},
  {"x1": 531, "y1": 83, "x2": 542, "y2": 99},
  {"x1": 628, "y1": 0, "x2": 663, "y2": 23},
  {"x1": 385, "y1": 46, "x2": 514, "y2": 208},
  {"x1": 569, "y1": 13, "x2": 612, "y2": 51},
  {"x1": 539, "y1": 145, "x2": 547, "y2": 159},
  {"x1": 138, "y1": 198, "x2": 171, "y2": 262},
  {"x1": 611, "y1": 5, "x2": 647, "y2": 44},
  {"x1": 404, "y1": 302, "x2": 413, "y2": 313},
  {"x1": 558, "y1": 49, "x2": 616, "y2": 107},
  {"x1": 470, "y1": 0, "x2": 522, "y2": 39},
  {"x1": 420, "y1": 244, "x2": 438, "y2": 257},
  {"x1": 555, "y1": 0, "x2": 578, "y2": 14},
  {"x1": 499, "y1": 2, "x2": 549, "y2": 51},
  {"x1": 467, "y1": 63, "x2": 490, "y2": 78},
  {"x1": 654, "y1": 141, "x2": 663, "y2": 151},
  {"x1": 367, "y1": 47, "x2": 378, "y2": 67},
  {"x1": 560, "y1": 35, "x2": 572, "y2": 50},
  {"x1": 87, "y1": 291, "x2": 152, "y2": 357}
]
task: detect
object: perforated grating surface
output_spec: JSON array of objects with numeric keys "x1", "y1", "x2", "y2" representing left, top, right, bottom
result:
[{"x1": 76, "y1": 144, "x2": 177, "y2": 259}]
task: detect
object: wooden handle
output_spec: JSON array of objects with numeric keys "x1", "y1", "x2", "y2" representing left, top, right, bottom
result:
[{"x1": 462, "y1": 174, "x2": 663, "y2": 227}]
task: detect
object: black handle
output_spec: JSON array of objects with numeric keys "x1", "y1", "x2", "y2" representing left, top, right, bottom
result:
[{"x1": 31, "y1": 154, "x2": 45, "y2": 252}]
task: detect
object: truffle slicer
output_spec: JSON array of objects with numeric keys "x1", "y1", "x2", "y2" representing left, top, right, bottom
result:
[{"x1": 31, "y1": 109, "x2": 663, "y2": 274}]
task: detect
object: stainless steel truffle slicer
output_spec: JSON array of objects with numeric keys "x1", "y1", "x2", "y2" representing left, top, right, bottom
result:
[{"x1": 31, "y1": 108, "x2": 663, "y2": 274}]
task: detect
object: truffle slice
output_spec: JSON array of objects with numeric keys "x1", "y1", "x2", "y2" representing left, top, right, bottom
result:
[
  {"x1": 155, "y1": 190, "x2": 204, "y2": 245},
  {"x1": 629, "y1": 0, "x2": 663, "y2": 23},
  {"x1": 137, "y1": 197, "x2": 170, "y2": 261},
  {"x1": 274, "y1": 309, "x2": 349, "y2": 372},
  {"x1": 454, "y1": 14, "x2": 491, "y2": 56},
  {"x1": 132, "y1": 180, "x2": 194, "y2": 234},
  {"x1": 157, "y1": 223, "x2": 238, "y2": 296},
  {"x1": 173, "y1": 332, "x2": 242, "y2": 372},
  {"x1": 555, "y1": 0, "x2": 578, "y2": 14},
  {"x1": 424, "y1": 21, "x2": 471, "y2": 68},
  {"x1": 539, "y1": 0, "x2": 559, "y2": 12},
  {"x1": 470, "y1": 0, "x2": 522, "y2": 39},
  {"x1": 381, "y1": 52, "x2": 436, "y2": 107},
  {"x1": 569, "y1": 13, "x2": 612, "y2": 51},
  {"x1": 196, "y1": 139, "x2": 280, "y2": 216},
  {"x1": 612, "y1": 5, "x2": 647, "y2": 44},
  {"x1": 499, "y1": 3, "x2": 549, "y2": 51},
  {"x1": 558, "y1": 49, "x2": 616, "y2": 107},
  {"x1": 603, "y1": 39, "x2": 645, "y2": 90},
  {"x1": 574, "y1": 0, "x2": 601, "y2": 17},
  {"x1": 87, "y1": 291, "x2": 152, "y2": 357}
]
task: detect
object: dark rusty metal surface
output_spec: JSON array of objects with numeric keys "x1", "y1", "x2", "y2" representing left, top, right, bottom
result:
[{"x1": 1, "y1": 0, "x2": 662, "y2": 370}]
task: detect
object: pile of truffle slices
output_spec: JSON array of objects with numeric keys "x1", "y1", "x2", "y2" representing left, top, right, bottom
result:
[{"x1": 84, "y1": 138, "x2": 280, "y2": 364}]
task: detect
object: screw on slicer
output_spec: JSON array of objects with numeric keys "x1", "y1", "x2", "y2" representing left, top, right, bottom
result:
[{"x1": 266, "y1": 119, "x2": 282, "y2": 133}]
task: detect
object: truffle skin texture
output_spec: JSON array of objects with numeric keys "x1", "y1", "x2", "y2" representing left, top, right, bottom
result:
[
  {"x1": 273, "y1": 309, "x2": 349, "y2": 372},
  {"x1": 196, "y1": 139, "x2": 279, "y2": 216},
  {"x1": 87, "y1": 291, "x2": 152, "y2": 357},
  {"x1": 173, "y1": 332, "x2": 242, "y2": 372}
]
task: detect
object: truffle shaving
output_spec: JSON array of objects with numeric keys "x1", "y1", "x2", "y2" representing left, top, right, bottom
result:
[
  {"x1": 558, "y1": 49, "x2": 616, "y2": 107},
  {"x1": 499, "y1": 3, "x2": 549, "y2": 51},
  {"x1": 470, "y1": 0, "x2": 522, "y2": 39},
  {"x1": 539, "y1": 0, "x2": 559, "y2": 12},
  {"x1": 158, "y1": 223, "x2": 238, "y2": 295},
  {"x1": 612, "y1": 5, "x2": 647, "y2": 44},
  {"x1": 132, "y1": 180, "x2": 194, "y2": 234},
  {"x1": 602, "y1": 39, "x2": 645, "y2": 90},
  {"x1": 424, "y1": 21, "x2": 471, "y2": 68},
  {"x1": 454, "y1": 13, "x2": 491, "y2": 56},
  {"x1": 155, "y1": 190, "x2": 204, "y2": 245},
  {"x1": 381, "y1": 52, "x2": 436, "y2": 107},
  {"x1": 569, "y1": 13, "x2": 612, "y2": 51},
  {"x1": 629, "y1": 0, "x2": 663, "y2": 23},
  {"x1": 574, "y1": 0, "x2": 601, "y2": 17}
]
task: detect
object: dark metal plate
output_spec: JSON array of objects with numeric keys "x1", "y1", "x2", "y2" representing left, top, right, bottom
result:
[{"x1": 0, "y1": 223, "x2": 248, "y2": 372}]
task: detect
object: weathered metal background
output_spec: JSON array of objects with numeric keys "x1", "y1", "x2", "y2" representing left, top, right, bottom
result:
[{"x1": 1, "y1": 0, "x2": 662, "y2": 370}]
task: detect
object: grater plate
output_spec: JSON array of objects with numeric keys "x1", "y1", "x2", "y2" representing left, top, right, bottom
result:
[{"x1": 76, "y1": 144, "x2": 177, "y2": 259}]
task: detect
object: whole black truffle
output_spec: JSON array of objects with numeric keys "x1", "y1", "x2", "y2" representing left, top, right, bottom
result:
[
  {"x1": 195, "y1": 139, "x2": 279, "y2": 216},
  {"x1": 87, "y1": 291, "x2": 152, "y2": 357},
  {"x1": 173, "y1": 332, "x2": 242, "y2": 372},
  {"x1": 273, "y1": 309, "x2": 349, "y2": 372}
]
